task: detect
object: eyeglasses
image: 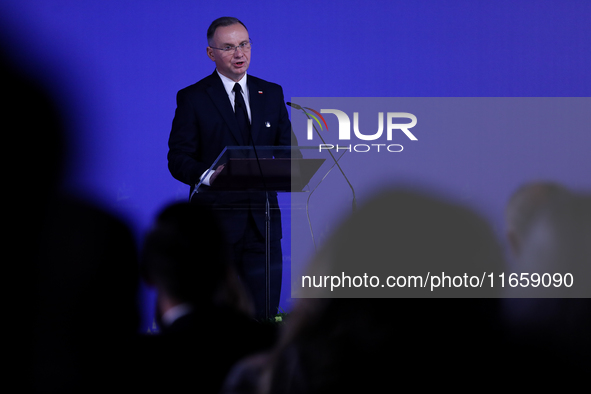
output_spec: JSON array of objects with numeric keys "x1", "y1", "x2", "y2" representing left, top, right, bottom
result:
[{"x1": 210, "y1": 40, "x2": 252, "y2": 54}]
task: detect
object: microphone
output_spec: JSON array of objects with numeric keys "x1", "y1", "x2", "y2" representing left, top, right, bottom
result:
[{"x1": 288, "y1": 101, "x2": 357, "y2": 212}]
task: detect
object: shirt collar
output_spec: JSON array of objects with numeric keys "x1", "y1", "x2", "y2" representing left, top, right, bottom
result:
[{"x1": 216, "y1": 69, "x2": 248, "y2": 97}]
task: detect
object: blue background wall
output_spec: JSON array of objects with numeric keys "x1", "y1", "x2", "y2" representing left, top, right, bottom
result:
[{"x1": 2, "y1": 1, "x2": 589, "y2": 330}]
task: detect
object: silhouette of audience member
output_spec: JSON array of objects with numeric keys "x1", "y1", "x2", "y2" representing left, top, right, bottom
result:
[
  {"x1": 222, "y1": 189, "x2": 508, "y2": 393},
  {"x1": 503, "y1": 183, "x2": 591, "y2": 369},
  {"x1": 138, "y1": 202, "x2": 278, "y2": 393},
  {"x1": 35, "y1": 198, "x2": 140, "y2": 394},
  {"x1": 141, "y1": 202, "x2": 255, "y2": 325},
  {"x1": 1, "y1": 41, "x2": 140, "y2": 393}
]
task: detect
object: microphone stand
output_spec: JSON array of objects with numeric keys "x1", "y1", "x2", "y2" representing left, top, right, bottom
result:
[
  {"x1": 287, "y1": 102, "x2": 357, "y2": 212},
  {"x1": 244, "y1": 115, "x2": 272, "y2": 321}
]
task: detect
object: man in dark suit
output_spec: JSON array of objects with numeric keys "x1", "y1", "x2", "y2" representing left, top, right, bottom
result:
[
  {"x1": 167, "y1": 17, "x2": 298, "y2": 319},
  {"x1": 138, "y1": 202, "x2": 278, "y2": 393}
]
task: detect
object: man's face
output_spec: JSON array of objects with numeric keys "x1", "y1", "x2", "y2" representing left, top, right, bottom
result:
[{"x1": 207, "y1": 23, "x2": 250, "y2": 82}]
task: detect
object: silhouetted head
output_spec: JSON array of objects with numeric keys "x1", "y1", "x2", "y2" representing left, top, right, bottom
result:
[
  {"x1": 260, "y1": 189, "x2": 506, "y2": 393},
  {"x1": 141, "y1": 202, "x2": 253, "y2": 315}
]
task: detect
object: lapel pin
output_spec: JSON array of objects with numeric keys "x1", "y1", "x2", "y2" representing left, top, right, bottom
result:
[
  {"x1": 265, "y1": 122, "x2": 271, "y2": 127},
  {"x1": 258, "y1": 91, "x2": 263, "y2": 94}
]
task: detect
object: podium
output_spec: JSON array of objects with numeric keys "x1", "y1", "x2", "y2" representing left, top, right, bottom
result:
[{"x1": 190, "y1": 146, "x2": 348, "y2": 319}]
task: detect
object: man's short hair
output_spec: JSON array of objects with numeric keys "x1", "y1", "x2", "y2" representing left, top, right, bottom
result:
[
  {"x1": 207, "y1": 17, "x2": 248, "y2": 45},
  {"x1": 140, "y1": 202, "x2": 228, "y2": 304}
]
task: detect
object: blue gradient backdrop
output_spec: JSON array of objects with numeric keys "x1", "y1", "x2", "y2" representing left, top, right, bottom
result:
[{"x1": 2, "y1": 1, "x2": 589, "y2": 330}]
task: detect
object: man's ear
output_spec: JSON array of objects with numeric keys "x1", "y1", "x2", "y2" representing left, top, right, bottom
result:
[{"x1": 206, "y1": 46, "x2": 215, "y2": 61}]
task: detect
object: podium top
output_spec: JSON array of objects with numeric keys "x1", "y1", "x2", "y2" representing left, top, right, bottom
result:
[{"x1": 193, "y1": 146, "x2": 346, "y2": 193}]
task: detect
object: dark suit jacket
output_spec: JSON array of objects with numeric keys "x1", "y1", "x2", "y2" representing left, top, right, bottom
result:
[
  {"x1": 168, "y1": 70, "x2": 298, "y2": 243},
  {"x1": 134, "y1": 307, "x2": 278, "y2": 394}
]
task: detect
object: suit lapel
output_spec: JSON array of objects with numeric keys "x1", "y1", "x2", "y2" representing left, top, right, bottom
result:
[{"x1": 205, "y1": 71, "x2": 245, "y2": 145}]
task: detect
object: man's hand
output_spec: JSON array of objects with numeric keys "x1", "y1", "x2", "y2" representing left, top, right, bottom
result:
[{"x1": 209, "y1": 164, "x2": 225, "y2": 184}]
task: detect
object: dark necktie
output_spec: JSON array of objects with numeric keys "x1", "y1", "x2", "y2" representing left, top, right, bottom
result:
[{"x1": 233, "y1": 83, "x2": 250, "y2": 144}]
